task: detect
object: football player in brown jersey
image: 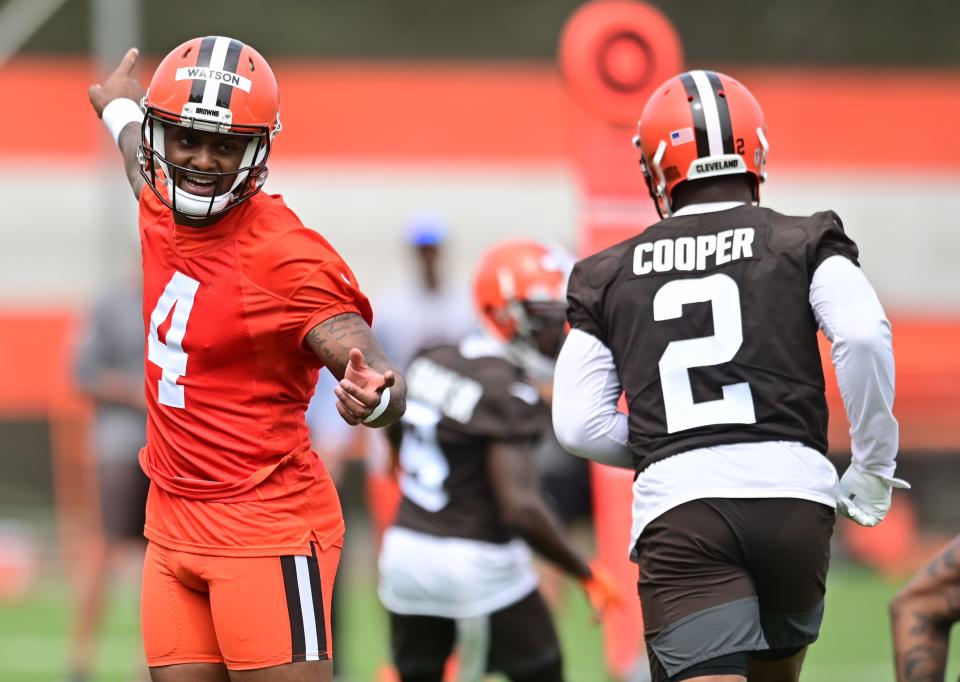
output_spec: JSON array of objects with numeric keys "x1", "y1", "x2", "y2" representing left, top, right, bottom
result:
[
  {"x1": 378, "y1": 240, "x2": 620, "y2": 682},
  {"x1": 552, "y1": 70, "x2": 907, "y2": 682}
]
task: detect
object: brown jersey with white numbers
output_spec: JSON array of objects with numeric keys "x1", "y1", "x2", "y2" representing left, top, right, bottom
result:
[
  {"x1": 393, "y1": 340, "x2": 550, "y2": 543},
  {"x1": 566, "y1": 204, "x2": 859, "y2": 472}
]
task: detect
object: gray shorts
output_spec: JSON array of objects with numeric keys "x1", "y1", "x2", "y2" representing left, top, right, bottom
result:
[{"x1": 635, "y1": 498, "x2": 835, "y2": 681}]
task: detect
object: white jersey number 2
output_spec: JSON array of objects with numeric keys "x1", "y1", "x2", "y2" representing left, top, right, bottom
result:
[
  {"x1": 653, "y1": 273, "x2": 756, "y2": 433},
  {"x1": 147, "y1": 272, "x2": 200, "y2": 408}
]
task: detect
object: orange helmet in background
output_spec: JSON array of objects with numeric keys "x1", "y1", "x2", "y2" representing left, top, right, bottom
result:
[
  {"x1": 473, "y1": 240, "x2": 573, "y2": 379},
  {"x1": 141, "y1": 36, "x2": 282, "y2": 217},
  {"x1": 634, "y1": 69, "x2": 768, "y2": 218}
]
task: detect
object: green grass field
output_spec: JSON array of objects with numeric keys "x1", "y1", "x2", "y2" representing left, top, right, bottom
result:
[{"x1": 1, "y1": 555, "x2": 958, "y2": 682}]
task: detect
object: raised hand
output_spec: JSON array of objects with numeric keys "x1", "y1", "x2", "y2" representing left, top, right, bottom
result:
[{"x1": 88, "y1": 47, "x2": 146, "y2": 117}]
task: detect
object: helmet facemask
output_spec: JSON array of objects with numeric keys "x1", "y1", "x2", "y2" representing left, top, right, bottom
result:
[
  {"x1": 635, "y1": 133, "x2": 671, "y2": 219},
  {"x1": 138, "y1": 35, "x2": 283, "y2": 221},
  {"x1": 494, "y1": 250, "x2": 572, "y2": 377},
  {"x1": 514, "y1": 300, "x2": 568, "y2": 360},
  {"x1": 498, "y1": 299, "x2": 567, "y2": 381},
  {"x1": 140, "y1": 106, "x2": 277, "y2": 219}
]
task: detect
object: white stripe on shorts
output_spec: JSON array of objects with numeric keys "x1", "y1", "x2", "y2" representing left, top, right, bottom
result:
[{"x1": 295, "y1": 555, "x2": 321, "y2": 661}]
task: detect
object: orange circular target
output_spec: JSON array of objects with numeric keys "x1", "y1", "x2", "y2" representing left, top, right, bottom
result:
[{"x1": 559, "y1": 0, "x2": 683, "y2": 128}]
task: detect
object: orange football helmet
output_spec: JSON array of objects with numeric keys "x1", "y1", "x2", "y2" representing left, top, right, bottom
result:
[
  {"x1": 140, "y1": 36, "x2": 282, "y2": 217},
  {"x1": 634, "y1": 70, "x2": 768, "y2": 218},
  {"x1": 473, "y1": 240, "x2": 573, "y2": 378}
]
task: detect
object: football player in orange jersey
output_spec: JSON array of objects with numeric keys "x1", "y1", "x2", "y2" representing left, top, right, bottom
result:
[{"x1": 87, "y1": 39, "x2": 406, "y2": 682}]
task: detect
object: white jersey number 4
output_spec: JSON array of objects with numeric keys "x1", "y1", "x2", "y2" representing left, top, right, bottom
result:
[
  {"x1": 653, "y1": 273, "x2": 756, "y2": 433},
  {"x1": 147, "y1": 272, "x2": 200, "y2": 408}
]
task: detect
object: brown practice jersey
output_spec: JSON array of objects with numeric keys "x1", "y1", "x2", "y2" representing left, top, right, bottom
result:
[
  {"x1": 393, "y1": 341, "x2": 550, "y2": 544},
  {"x1": 566, "y1": 204, "x2": 859, "y2": 472}
]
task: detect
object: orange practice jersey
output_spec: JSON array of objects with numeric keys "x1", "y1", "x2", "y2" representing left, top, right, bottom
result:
[{"x1": 138, "y1": 188, "x2": 371, "y2": 556}]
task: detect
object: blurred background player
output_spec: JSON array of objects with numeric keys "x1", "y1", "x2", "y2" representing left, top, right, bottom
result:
[
  {"x1": 88, "y1": 38, "x2": 405, "y2": 682},
  {"x1": 305, "y1": 216, "x2": 476, "y2": 681},
  {"x1": 553, "y1": 70, "x2": 907, "y2": 682},
  {"x1": 890, "y1": 534, "x2": 960, "y2": 681},
  {"x1": 534, "y1": 420, "x2": 594, "y2": 609},
  {"x1": 67, "y1": 268, "x2": 148, "y2": 682},
  {"x1": 367, "y1": 215, "x2": 477, "y2": 545},
  {"x1": 378, "y1": 239, "x2": 619, "y2": 682},
  {"x1": 374, "y1": 212, "x2": 475, "y2": 373}
]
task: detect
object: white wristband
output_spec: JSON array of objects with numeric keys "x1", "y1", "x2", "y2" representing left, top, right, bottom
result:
[
  {"x1": 363, "y1": 386, "x2": 391, "y2": 424},
  {"x1": 102, "y1": 98, "x2": 144, "y2": 146}
]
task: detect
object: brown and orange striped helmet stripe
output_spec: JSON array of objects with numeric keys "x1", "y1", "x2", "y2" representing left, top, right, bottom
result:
[
  {"x1": 186, "y1": 36, "x2": 246, "y2": 111},
  {"x1": 678, "y1": 70, "x2": 736, "y2": 158}
]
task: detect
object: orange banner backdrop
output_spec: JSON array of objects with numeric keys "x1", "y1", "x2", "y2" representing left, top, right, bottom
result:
[
  {"x1": 3, "y1": 59, "x2": 960, "y2": 168},
  {"x1": 1, "y1": 59, "x2": 958, "y2": 448}
]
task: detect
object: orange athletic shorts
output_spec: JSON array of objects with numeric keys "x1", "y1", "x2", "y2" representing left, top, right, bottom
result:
[{"x1": 142, "y1": 539, "x2": 341, "y2": 671}]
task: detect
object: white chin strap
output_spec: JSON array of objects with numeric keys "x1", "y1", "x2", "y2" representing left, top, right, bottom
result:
[{"x1": 151, "y1": 119, "x2": 265, "y2": 218}]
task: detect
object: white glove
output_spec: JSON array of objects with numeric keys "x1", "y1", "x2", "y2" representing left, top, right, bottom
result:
[{"x1": 836, "y1": 463, "x2": 910, "y2": 527}]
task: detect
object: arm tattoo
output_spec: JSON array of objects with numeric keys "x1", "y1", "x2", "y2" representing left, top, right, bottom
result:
[
  {"x1": 902, "y1": 643, "x2": 946, "y2": 682},
  {"x1": 305, "y1": 312, "x2": 406, "y2": 425},
  {"x1": 924, "y1": 543, "x2": 959, "y2": 580},
  {"x1": 907, "y1": 612, "x2": 936, "y2": 637},
  {"x1": 305, "y1": 312, "x2": 393, "y2": 379}
]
